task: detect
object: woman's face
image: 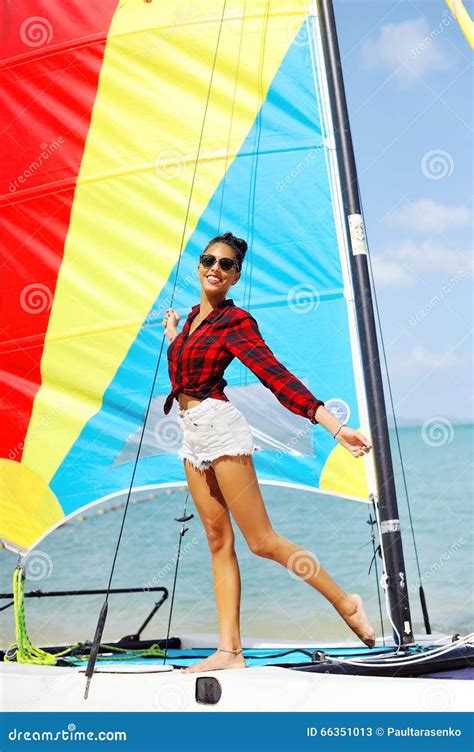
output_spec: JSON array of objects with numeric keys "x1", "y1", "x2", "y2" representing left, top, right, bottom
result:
[{"x1": 198, "y1": 242, "x2": 241, "y2": 296}]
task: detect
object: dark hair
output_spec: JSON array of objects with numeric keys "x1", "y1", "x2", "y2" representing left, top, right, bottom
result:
[{"x1": 204, "y1": 232, "x2": 248, "y2": 271}]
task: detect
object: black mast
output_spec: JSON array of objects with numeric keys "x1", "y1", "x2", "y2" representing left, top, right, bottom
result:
[{"x1": 317, "y1": 0, "x2": 414, "y2": 645}]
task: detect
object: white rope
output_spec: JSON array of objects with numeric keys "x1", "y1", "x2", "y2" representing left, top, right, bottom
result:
[
  {"x1": 375, "y1": 503, "x2": 403, "y2": 651},
  {"x1": 335, "y1": 632, "x2": 473, "y2": 668}
]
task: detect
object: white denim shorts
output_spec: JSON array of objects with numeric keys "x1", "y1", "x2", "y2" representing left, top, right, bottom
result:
[{"x1": 177, "y1": 397, "x2": 261, "y2": 471}]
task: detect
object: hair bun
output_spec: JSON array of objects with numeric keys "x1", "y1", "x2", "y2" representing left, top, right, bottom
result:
[
  {"x1": 234, "y1": 236, "x2": 248, "y2": 254},
  {"x1": 221, "y1": 232, "x2": 247, "y2": 255},
  {"x1": 204, "y1": 231, "x2": 248, "y2": 269}
]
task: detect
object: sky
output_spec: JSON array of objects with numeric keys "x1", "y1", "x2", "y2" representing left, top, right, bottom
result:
[{"x1": 333, "y1": 0, "x2": 472, "y2": 423}]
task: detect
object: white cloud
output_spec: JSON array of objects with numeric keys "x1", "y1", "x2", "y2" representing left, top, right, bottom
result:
[
  {"x1": 371, "y1": 258, "x2": 415, "y2": 288},
  {"x1": 383, "y1": 199, "x2": 471, "y2": 234},
  {"x1": 392, "y1": 345, "x2": 464, "y2": 375},
  {"x1": 361, "y1": 18, "x2": 454, "y2": 85},
  {"x1": 371, "y1": 240, "x2": 472, "y2": 288},
  {"x1": 410, "y1": 345, "x2": 463, "y2": 369}
]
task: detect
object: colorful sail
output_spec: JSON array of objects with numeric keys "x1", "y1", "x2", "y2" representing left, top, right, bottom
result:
[
  {"x1": 445, "y1": 0, "x2": 474, "y2": 48},
  {"x1": 1, "y1": 0, "x2": 376, "y2": 555}
]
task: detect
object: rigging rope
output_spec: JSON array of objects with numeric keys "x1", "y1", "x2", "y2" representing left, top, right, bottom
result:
[
  {"x1": 361, "y1": 188, "x2": 432, "y2": 635},
  {"x1": 244, "y1": 0, "x2": 269, "y2": 316},
  {"x1": 158, "y1": 0, "x2": 230, "y2": 668},
  {"x1": 240, "y1": 0, "x2": 270, "y2": 389},
  {"x1": 161, "y1": 493, "x2": 193, "y2": 666},
  {"x1": 217, "y1": 0, "x2": 247, "y2": 233},
  {"x1": 368, "y1": 500, "x2": 385, "y2": 645},
  {"x1": 82, "y1": 0, "x2": 230, "y2": 699}
]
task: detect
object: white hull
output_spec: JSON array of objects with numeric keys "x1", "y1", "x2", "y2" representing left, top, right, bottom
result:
[{"x1": 1, "y1": 633, "x2": 471, "y2": 712}]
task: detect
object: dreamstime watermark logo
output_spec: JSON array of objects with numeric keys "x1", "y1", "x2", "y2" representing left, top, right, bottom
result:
[
  {"x1": 9, "y1": 138, "x2": 65, "y2": 194},
  {"x1": 154, "y1": 683, "x2": 189, "y2": 710},
  {"x1": 421, "y1": 149, "x2": 454, "y2": 180},
  {"x1": 274, "y1": 424, "x2": 311, "y2": 461},
  {"x1": 144, "y1": 537, "x2": 198, "y2": 590},
  {"x1": 19, "y1": 283, "x2": 53, "y2": 314},
  {"x1": 287, "y1": 675, "x2": 318, "y2": 711},
  {"x1": 19, "y1": 674, "x2": 71, "y2": 712},
  {"x1": 420, "y1": 683, "x2": 455, "y2": 711},
  {"x1": 153, "y1": 149, "x2": 186, "y2": 180},
  {"x1": 153, "y1": 416, "x2": 182, "y2": 451},
  {"x1": 8, "y1": 401, "x2": 64, "y2": 460},
  {"x1": 409, "y1": 271, "x2": 465, "y2": 327},
  {"x1": 421, "y1": 416, "x2": 454, "y2": 447},
  {"x1": 8, "y1": 724, "x2": 127, "y2": 742},
  {"x1": 20, "y1": 16, "x2": 53, "y2": 47},
  {"x1": 288, "y1": 17, "x2": 309, "y2": 47},
  {"x1": 287, "y1": 550, "x2": 320, "y2": 582},
  {"x1": 410, "y1": 537, "x2": 465, "y2": 593},
  {"x1": 142, "y1": 3, "x2": 201, "y2": 59},
  {"x1": 409, "y1": 8, "x2": 455, "y2": 60},
  {"x1": 145, "y1": 273, "x2": 195, "y2": 326},
  {"x1": 287, "y1": 283, "x2": 320, "y2": 314},
  {"x1": 24, "y1": 551, "x2": 53, "y2": 581},
  {"x1": 276, "y1": 147, "x2": 319, "y2": 192}
]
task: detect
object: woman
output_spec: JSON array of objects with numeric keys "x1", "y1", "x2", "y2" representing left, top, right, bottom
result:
[{"x1": 162, "y1": 232, "x2": 375, "y2": 673}]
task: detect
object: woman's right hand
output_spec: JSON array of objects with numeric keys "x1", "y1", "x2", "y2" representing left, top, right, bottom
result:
[{"x1": 162, "y1": 308, "x2": 180, "y2": 340}]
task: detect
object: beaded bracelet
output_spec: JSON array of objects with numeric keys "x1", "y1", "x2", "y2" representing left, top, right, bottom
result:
[{"x1": 333, "y1": 422, "x2": 346, "y2": 439}]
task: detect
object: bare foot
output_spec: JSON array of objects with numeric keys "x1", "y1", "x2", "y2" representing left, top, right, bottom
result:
[
  {"x1": 180, "y1": 649, "x2": 246, "y2": 674},
  {"x1": 339, "y1": 593, "x2": 376, "y2": 648}
]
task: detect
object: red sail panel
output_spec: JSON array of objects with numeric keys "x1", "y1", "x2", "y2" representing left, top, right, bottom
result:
[{"x1": 0, "y1": 1, "x2": 119, "y2": 461}]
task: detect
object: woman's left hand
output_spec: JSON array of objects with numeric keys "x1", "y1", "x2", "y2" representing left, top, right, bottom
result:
[{"x1": 335, "y1": 426, "x2": 372, "y2": 459}]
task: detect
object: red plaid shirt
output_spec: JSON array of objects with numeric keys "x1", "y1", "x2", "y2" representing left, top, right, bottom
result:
[{"x1": 164, "y1": 298, "x2": 325, "y2": 423}]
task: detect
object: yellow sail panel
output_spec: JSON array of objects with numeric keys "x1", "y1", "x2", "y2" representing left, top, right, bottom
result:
[
  {"x1": 0, "y1": 461, "x2": 64, "y2": 554},
  {"x1": 320, "y1": 429, "x2": 369, "y2": 500}
]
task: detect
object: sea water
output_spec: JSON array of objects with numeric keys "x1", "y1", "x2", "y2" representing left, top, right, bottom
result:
[{"x1": 0, "y1": 424, "x2": 472, "y2": 649}]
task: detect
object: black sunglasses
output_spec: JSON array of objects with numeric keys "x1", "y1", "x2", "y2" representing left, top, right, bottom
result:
[{"x1": 199, "y1": 253, "x2": 240, "y2": 273}]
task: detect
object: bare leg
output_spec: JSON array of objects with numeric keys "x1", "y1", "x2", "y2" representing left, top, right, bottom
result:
[
  {"x1": 180, "y1": 459, "x2": 246, "y2": 673},
  {"x1": 212, "y1": 455, "x2": 375, "y2": 648}
]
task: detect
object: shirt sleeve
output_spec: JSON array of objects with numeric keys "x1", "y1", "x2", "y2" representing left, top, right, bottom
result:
[{"x1": 225, "y1": 312, "x2": 325, "y2": 424}]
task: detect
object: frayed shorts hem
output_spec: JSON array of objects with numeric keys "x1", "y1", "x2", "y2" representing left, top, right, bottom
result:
[
  {"x1": 177, "y1": 397, "x2": 260, "y2": 472},
  {"x1": 178, "y1": 445, "x2": 262, "y2": 472}
]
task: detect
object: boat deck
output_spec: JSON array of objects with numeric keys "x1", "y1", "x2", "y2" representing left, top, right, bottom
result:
[{"x1": 1, "y1": 632, "x2": 472, "y2": 712}]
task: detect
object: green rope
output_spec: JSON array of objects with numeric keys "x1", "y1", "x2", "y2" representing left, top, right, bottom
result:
[
  {"x1": 64, "y1": 642, "x2": 166, "y2": 664},
  {"x1": 4, "y1": 565, "x2": 165, "y2": 665},
  {"x1": 4, "y1": 566, "x2": 60, "y2": 665}
]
